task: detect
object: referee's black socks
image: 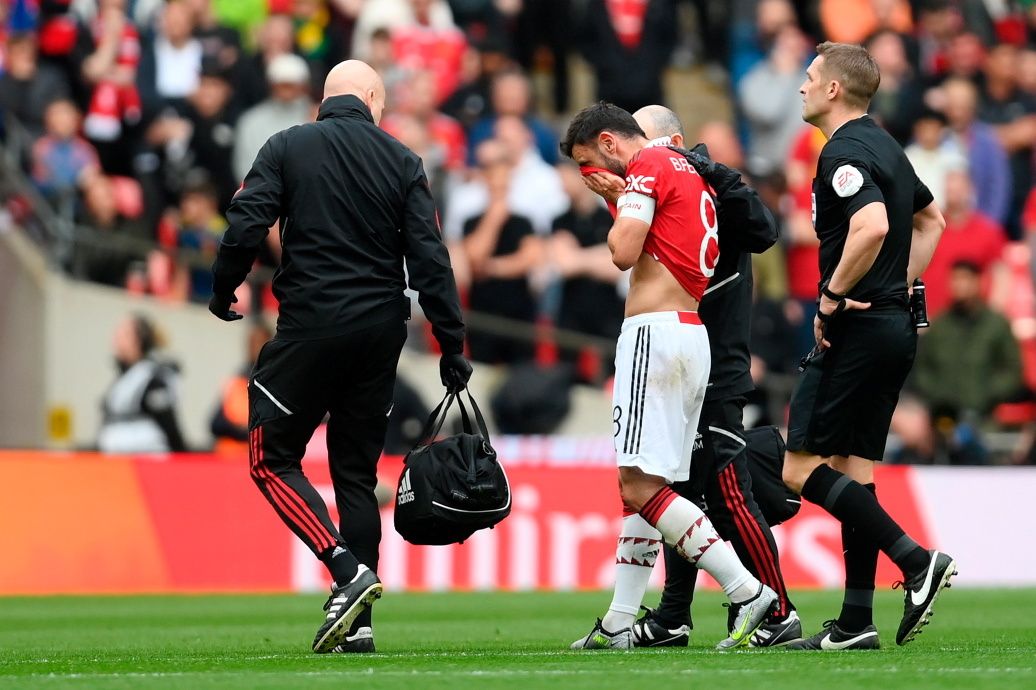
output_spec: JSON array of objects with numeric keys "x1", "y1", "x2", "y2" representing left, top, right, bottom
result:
[
  {"x1": 802, "y1": 466, "x2": 929, "y2": 579},
  {"x1": 837, "y1": 483, "x2": 879, "y2": 632}
]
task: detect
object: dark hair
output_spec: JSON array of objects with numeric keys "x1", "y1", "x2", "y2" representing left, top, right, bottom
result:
[
  {"x1": 915, "y1": 106, "x2": 948, "y2": 125},
  {"x1": 560, "y1": 102, "x2": 646, "y2": 159},
  {"x1": 199, "y1": 56, "x2": 232, "y2": 81},
  {"x1": 132, "y1": 314, "x2": 157, "y2": 356},
  {"x1": 182, "y1": 173, "x2": 219, "y2": 204},
  {"x1": 7, "y1": 32, "x2": 36, "y2": 48},
  {"x1": 918, "y1": 0, "x2": 952, "y2": 13},
  {"x1": 816, "y1": 41, "x2": 881, "y2": 109},
  {"x1": 950, "y1": 259, "x2": 981, "y2": 275}
]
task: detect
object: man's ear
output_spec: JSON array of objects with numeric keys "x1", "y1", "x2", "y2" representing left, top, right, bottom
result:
[
  {"x1": 599, "y1": 131, "x2": 616, "y2": 152},
  {"x1": 827, "y1": 79, "x2": 840, "y2": 102}
]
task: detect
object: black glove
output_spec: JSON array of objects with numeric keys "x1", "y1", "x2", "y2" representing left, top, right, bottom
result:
[
  {"x1": 209, "y1": 292, "x2": 243, "y2": 322},
  {"x1": 684, "y1": 143, "x2": 743, "y2": 197},
  {"x1": 439, "y1": 353, "x2": 472, "y2": 392}
]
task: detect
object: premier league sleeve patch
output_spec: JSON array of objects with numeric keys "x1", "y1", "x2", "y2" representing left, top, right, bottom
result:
[{"x1": 831, "y1": 164, "x2": 864, "y2": 198}]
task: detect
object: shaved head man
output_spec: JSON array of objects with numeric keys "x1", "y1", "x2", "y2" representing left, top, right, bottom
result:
[
  {"x1": 212, "y1": 57, "x2": 470, "y2": 653},
  {"x1": 324, "y1": 59, "x2": 387, "y2": 124},
  {"x1": 632, "y1": 105, "x2": 685, "y2": 147}
]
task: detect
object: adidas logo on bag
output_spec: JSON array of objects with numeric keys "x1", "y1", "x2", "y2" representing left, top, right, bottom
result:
[{"x1": 397, "y1": 469, "x2": 415, "y2": 506}]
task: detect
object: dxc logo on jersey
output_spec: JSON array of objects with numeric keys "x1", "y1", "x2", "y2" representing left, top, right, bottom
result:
[{"x1": 625, "y1": 175, "x2": 656, "y2": 194}]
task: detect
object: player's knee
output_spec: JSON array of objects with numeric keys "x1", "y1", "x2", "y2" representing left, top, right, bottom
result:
[
  {"x1": 618, "y1": 481, "x2": 646, "y2": 512},
  {"x1": 617, "y1": 467, "x2": 664, "y2": 512},
  {"x1": 781, "y1": 457, "x2": 808, "y2": 495}
]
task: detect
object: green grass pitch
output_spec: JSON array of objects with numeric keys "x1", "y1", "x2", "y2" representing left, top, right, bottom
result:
[{"x1": 1, "y1": 589, "x2": 1033, "y2": 689}]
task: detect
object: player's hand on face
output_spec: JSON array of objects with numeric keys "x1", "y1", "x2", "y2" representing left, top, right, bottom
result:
[{"x1": 582, "y1": 172, "x2": 625, "y2": 204}]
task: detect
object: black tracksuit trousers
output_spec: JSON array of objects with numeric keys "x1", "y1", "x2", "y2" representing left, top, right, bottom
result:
[
  {"x1": 247, "y1": 319, "x2": 406, "y2": 575},
  {"x1": 656, "y1": 397, "x2": 794, "y2": 627}
]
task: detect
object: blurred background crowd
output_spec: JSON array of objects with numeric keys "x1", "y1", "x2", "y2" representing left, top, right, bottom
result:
[{"x1": 2, "y1": 0, "x2": 1036, "y2": 464}]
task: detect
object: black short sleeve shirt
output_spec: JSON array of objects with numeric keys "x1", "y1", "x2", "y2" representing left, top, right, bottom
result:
[{"x1": 812, "y1": 115, "x2": 934, "y2": 307}]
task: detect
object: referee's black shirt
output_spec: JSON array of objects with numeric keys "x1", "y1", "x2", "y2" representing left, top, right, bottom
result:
[
  {"x1": 813, "y1": 115, "x2": 934, "y2": 308},
  {"x1": 213, "y1": 95, "x2": 465, "y2": 354}
]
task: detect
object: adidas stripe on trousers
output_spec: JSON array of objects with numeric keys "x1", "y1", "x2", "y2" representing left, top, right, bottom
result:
[
  {"x1": 247, "y1": 319, "x2": 407, "y2": 572},
  {"x1": 658, "y1": 397, "x2": 794, "y2": 624}
]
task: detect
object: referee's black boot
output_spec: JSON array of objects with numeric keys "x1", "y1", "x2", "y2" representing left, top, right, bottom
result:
[
  {"x1": 312, "y1": 565, "x2": 383, "y2": 653},
  {"x1": 786, "y1": 619, "x2": 880, "y2": 651},
  {"x1": 895, "y1": 550, "x2": 958, "y2": 646}
]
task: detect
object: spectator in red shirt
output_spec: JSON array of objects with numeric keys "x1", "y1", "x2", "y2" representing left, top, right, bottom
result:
[
  {"x1": 1023, "y1": 186, "x2": 1036, "y2": 290},
  {"x1": 390, "y1": 0, "x2": 467, "y2": 104},
  {"x1": 783, "y1": 124, "x2": 825, "y2": 356},
  {"x1": 923, "y1": 168, "x2": 1007, "y2": 318},
  {"x1": 80, "y1": 0, "x2": 142, "y2": 145}
]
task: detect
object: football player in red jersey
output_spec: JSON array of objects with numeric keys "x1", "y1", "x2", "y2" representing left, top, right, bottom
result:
[{"x1": 561, "y1": 102, "x2": 777, "y2": 650}]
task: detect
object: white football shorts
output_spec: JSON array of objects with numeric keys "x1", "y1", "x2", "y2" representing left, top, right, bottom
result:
[{"x1": 612, "y1": 311, "x2": 711, "y2": 483}]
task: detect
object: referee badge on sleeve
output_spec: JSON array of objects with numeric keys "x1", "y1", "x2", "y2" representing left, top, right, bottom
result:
[{"x1": 832, "y1": 165, "x2": 864, "y2": 198}]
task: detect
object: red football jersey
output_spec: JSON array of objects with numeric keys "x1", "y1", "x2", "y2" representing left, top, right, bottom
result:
[{"x1": 623, "y1": 144, "x2": 719, "y2": 301}]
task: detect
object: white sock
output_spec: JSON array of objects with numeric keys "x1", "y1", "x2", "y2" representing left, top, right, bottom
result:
[
  {"x1": 601, "y1": 513, "x2": 661, "y2": 631},
  {"x1": 646, "y1": 489, "x2": 760, "y2": 604}
]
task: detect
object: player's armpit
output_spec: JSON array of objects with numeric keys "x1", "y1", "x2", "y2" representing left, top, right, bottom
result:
[{"x1": 607, "y1": 215, "x2": 651, "y2": 270}]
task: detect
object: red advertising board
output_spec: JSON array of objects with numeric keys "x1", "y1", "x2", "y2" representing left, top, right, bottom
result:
[{"x1": 0, "y1": 448, "x2": 963, "y2": 595}]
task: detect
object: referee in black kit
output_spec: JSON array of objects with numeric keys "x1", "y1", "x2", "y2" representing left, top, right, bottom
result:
[
  {"x1": 209, "y1": 60, "x2": 472, "y2": 654},
  {"x1": 781, "y1": 42, "x2": 954, "y2": 650}
]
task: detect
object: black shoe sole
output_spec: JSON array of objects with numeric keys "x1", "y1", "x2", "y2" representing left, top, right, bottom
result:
[
  {"x1": 897, "y1": 558, "x2": 958, "y2": 646},
  {"x1": 312, "y1": 583, "x2": 383, "y2": 654}
]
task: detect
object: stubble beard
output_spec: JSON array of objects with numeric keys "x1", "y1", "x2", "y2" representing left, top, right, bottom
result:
[{"x1": 601, "y1": 152, "x2": 626, "y2": 178}]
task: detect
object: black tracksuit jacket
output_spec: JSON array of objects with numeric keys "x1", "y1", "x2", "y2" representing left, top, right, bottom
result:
[
  {"x1": 684, "y1": 147, "x2": 779, "y2": 402},
  {"x1": 212, "y1": 95, "x2": 465, "y2": 354}
]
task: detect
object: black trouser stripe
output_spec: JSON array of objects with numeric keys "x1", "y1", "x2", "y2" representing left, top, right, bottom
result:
[
  {"x1": 634, "y1": 326, "x2": 651, "y2": 453},
  {"x1": 624, "y1": 327, "x2": 644, "y2": 453}
]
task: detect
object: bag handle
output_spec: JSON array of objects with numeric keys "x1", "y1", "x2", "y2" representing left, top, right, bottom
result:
[
  {"x1": 455, "y1": 388, "x2": 491, "y2": 443},
  {"x1": 414, "y1": 391, "x2": 457, "y2": 451},
  {"x1": 455, "y1": 388, "x2": 493, "y2": 484}
]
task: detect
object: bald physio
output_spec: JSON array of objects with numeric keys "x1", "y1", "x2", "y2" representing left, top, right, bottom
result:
[
  {"x1": 323, "y1": 59, "x2": 387, "y2": 124},
  {"x1": 632, "y1": 105, "x2": 685, "y2": 146},
  {"x1": 212, "y1": 55, "x2": 469, "y2": 653}
]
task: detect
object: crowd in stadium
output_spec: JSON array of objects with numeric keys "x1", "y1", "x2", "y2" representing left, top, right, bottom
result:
[{"x1": 2, "y1": 0, "x2": 1036, "y2": 463}]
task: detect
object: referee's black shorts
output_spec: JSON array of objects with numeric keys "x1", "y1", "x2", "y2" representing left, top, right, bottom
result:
[{"x1": 786, "y1": 309, "x2": 916, "y2": 461}]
